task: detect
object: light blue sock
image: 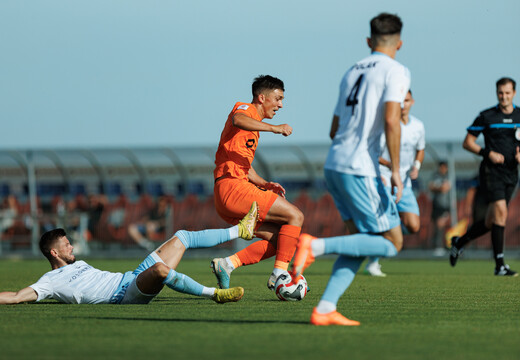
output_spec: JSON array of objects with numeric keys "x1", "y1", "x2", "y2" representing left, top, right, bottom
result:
[
  {"x1": 321, "y1": 255, "x2": 364, "y2": 305},
  {"x1": 323, "y1": 233, "x2": 397, "y2": 257},
  {"x1": 175, "y1": 228, "x2": 232, "y2": 249},
  {"x1": 368, "y1": 256, "x2": 379, "y2": 263},
  {"x1": 163, "y1": 269, "x2": 204, "y2": 296}
]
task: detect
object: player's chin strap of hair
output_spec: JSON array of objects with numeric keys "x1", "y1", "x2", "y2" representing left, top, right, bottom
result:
[{"x1": 478, "y1": 148, "x2": 490, "y2": 158}]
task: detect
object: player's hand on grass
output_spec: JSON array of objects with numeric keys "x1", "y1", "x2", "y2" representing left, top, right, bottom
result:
[
  {"x1": 390, "y1": 171, "x2": 403, "y2": 203},
  {"x1": 273, "y1": 124, "x2": 292, "y2": 137},
  {"x1": 264, "y1": 182, "x2": 286, "y2": 198},
  {"x1": 488, "y1": 150, "x2": 505, "y2": 164}
]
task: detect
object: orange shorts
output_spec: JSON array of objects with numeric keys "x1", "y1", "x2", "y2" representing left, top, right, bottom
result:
[{"x1": 214, "y1": 177, "x2": 278, "y2": 225}]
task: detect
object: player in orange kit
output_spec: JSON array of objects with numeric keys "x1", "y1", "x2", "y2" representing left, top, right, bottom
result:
[{"x1": 211, "y1": 75, "x2": 304, "y2": 291}]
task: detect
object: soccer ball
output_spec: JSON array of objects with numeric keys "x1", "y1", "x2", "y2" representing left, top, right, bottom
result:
[{"x1": 274, "y1": 271, "x2": 308, "y2": 301}]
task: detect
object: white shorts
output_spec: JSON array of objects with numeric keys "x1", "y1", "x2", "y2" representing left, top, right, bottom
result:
[
  {"x1": 324, "y1": 169, "x2": 400, "y2": 233},
  {"x1": 110, "y1": 252, "x2": 162, "y2": 304},
  {"x1": 120, "y1": 276, "x2": 156, "y2": 305}
]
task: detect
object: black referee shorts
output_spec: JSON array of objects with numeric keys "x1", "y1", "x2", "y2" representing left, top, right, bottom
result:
[{"x1": 479, "y1": 163, "x2": 517, "y2": 204}]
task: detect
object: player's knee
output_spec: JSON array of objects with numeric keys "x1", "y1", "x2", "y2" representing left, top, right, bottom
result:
[
  {"x1": 406, "y1": 218, "x2": 421, "y2": 234},
  {"x1": 287, "y1": 207, "x2": 304, "y2": 226},
  {"x1": 151, "y1": 263, "x2": 170, "y2": 280}
]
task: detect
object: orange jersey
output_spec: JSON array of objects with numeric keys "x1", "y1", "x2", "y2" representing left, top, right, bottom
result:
[{"x1": 214, "y1": 102, "x2": 262, "y2": 181}]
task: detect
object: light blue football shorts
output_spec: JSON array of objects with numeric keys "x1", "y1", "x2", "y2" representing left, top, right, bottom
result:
[
  {"x1": 324, "y1": 169, "x2": 400, "y2": 233},
  {"x1": 389, "y1": 186, "x2": 420, "y2": 215},
  {"x1": 110, "y1": 252, "x2": 163, "y2": 304}
]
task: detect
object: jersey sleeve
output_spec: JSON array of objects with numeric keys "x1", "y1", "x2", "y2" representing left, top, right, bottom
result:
[
  {"x1": 233, "y1": 104, "x2": 257, "y2": 119},
  {"x1": 383, "y1": 65, "x2": 410, "y2": 104},
  {"x1": 29, "y1": 274, "x2": 53, "y2": 302},
  {"x1": 467, "y1": 114, "x2": 485, "y2": 137}
]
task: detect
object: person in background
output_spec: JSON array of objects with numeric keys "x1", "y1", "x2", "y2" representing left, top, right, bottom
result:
[{"x1": 450, "y1": 77, "x2": 520, "y2": 276}]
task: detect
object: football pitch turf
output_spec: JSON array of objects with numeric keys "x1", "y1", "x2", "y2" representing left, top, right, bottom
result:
[{"x1": 0, "y1": 258, "x2": 518, "y2": 360}]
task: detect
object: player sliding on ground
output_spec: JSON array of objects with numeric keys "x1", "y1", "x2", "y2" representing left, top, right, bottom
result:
[{"x1": 0, "y1": 202, "x2": 259, "y2": 305}]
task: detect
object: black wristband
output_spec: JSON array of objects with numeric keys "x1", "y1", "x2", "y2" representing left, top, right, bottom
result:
[{"x1": 478, "y1": 148, "x2": 490, "y2": 158}]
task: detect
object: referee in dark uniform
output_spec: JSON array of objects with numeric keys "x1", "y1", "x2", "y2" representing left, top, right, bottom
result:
[{"x1": 450, "y1": 77, "x2": 520, "y2": 276}]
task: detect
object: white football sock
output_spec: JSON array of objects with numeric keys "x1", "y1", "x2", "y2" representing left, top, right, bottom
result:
[
  {"x1": 311, "y1": 238, "x2": 325, "y2": 257},
  {"x1": 315, "y1": 300, "x2": 336, "y2": 314}
]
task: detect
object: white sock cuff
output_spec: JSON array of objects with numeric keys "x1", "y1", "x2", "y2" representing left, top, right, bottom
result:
[
  {"x1": 315, "y1": 300, "x2": 336, "y2": 314},
  {"x1": 202, "y1": 287, "x2": 216, "y2": 299},
  {"x1": 228, "y1": 225, "x2": 239, "y2": 240},
  {"x1": 224, "y1": 257, "x2": 235, "y2": 270},
  {"x1": 311, "y1": 239, "x2": 325, "y2": 257}
]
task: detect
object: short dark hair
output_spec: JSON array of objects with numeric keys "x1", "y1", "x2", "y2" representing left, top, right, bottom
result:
[
  {"x1": 252, "y1": 75, "x2": 284, "y2": 98},
  {"x1": 496, "y1": 77, "x2": 516, "y2": 91},
  {"x1": 39, "y1": 228, "x2": 66, "y2": 260},
  {"x1": 370, "y1": 13, "x2": 403, "y2": 37}
]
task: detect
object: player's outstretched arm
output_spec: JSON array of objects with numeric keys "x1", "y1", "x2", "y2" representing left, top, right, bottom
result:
[
  {"x1": 233, "y1": 113, "x2": 292, "y2": 136},
  {"x1": 0, "y1": 287, "x2": 38, "y2": 305}
]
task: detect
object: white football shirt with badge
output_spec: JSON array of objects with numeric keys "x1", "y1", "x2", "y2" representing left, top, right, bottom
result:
[
  {"x1": 325, "y1": 52, "x2": 411, "y2": 177},
  {"x1": 380, "y1": 114, "x2": 425, "y2": 187},
  {"x1": 29, "y1": 261, "x2": 124, "y2": 304}
]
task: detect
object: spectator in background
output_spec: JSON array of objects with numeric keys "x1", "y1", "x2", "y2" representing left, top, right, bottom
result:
[
  {"x1": 85, "y1": 194, "x2": 107, "y2": 241},
  {"x1": 0, "y1": 195, "x2": 18, "y2": 234},
  {"x1": 128, "y1": 196, "x2": 169, "y2": 251},
  {"x1": 429, "y1": 161, "x2": 451, "y2": 256}
]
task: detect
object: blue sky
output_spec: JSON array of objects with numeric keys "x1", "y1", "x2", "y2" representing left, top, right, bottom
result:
[{"x1": 1, "y1": 0, "x2": 519, "y2": 149}]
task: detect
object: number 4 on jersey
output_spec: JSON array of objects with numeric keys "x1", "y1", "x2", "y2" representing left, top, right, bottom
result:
[{"x1": 346, "y1": 74, "x2": 364, "y2": 115}]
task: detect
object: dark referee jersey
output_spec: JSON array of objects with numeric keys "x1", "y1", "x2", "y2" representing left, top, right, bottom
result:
[{"x1": 467, "y1": 105, "x2": 520, "y2": 179}]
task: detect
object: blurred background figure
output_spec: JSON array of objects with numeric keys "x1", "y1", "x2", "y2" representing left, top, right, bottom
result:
[
  {"x1": 128, "y1": 195, "x2": 169, "y2": 251},
  {"x1": 429, "y1": 161, "x2": 451, "y2": 256},
  {"x1": 85, "y1": 193, "x2": 107, "y2": 242},
  {"x1": 0, "y1": 195, "x2": 18, "y2": 235}
]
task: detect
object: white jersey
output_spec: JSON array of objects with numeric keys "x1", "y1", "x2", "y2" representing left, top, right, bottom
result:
[
  {"x1": 29, "y1": 261, "x2": 124, "y2": 304},
  {"x1": 380, "y1": 115, "x2": 425, "y2": 188},
  {"x1": 324, "y1": 52, "x2": 411, "y2": 177}
]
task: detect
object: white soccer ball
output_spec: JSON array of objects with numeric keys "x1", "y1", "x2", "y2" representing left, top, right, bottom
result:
[{"x1": 274, "y1": 271, "x2": 308, "y2": 301}]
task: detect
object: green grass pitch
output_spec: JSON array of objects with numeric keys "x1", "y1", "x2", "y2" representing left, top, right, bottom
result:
[{"x1": 0, "y1": 257, "x2": 518, "y2": 360}]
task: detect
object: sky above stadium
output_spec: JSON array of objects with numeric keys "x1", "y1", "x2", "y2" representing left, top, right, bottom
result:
[{"x1": 1, "y1": 0, "x2": 519, "y2": 150}]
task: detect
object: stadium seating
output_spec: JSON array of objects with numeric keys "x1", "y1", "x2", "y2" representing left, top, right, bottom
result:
[{"x1": 1, "y1": 189, "x2": 520, "y2": 252}]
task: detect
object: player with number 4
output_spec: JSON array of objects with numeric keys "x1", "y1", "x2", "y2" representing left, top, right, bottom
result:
[{"x1": 290, "y1": 13, "x2": 410, "y2": 326}]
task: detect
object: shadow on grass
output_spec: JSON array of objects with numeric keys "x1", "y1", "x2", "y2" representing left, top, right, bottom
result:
[{"x1": 70, "y1": 315, "x2": 308, "y2": 325}]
